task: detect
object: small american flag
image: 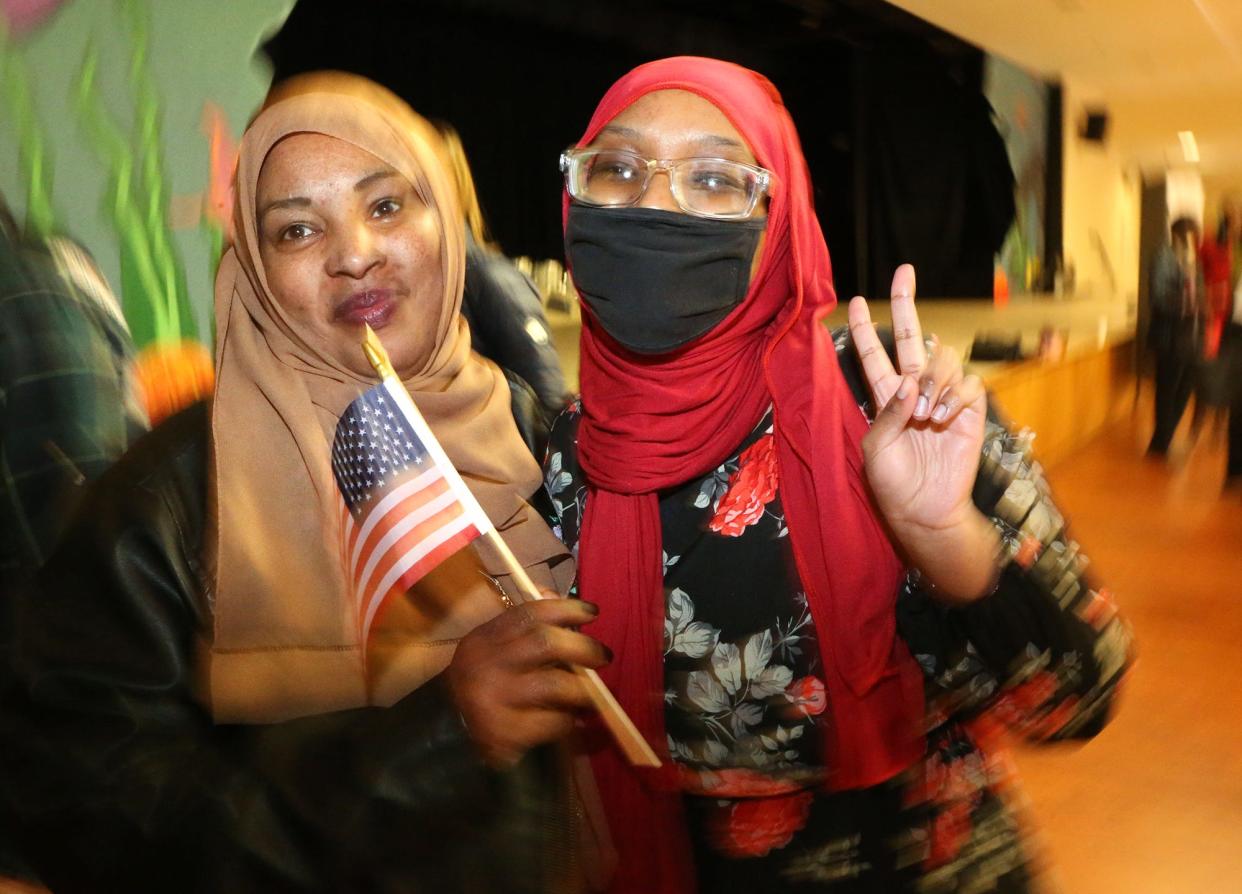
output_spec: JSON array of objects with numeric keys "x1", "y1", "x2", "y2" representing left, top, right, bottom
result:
[{"x1": 331, "y1": 381, "x2": 491, "y2": 644}]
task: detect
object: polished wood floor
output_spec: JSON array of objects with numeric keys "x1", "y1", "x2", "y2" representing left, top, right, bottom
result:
[{"x1": 1014, "y1": 392, "x2": 1242, "y2": 893}]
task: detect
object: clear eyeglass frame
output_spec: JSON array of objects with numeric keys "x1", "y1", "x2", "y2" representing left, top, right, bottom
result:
[{"x1": 559, "y1": 147, "x2": 773, "y2": 221}]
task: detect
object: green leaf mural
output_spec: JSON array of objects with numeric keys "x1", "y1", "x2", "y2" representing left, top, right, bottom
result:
[{"x1": 1, "y1": 0, "x2": 294, "y2": 349}]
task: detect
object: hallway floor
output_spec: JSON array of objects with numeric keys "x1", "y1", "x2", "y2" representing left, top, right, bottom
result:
[{"x1": 1014, "y1": 396, "x2": 1242, "y2": 893}]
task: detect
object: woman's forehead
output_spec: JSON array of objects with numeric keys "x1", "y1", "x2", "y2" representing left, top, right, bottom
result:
[
  {"x1": 257, "y1": 132, "x2": 410, "y2": 195},
  {"x1": 600, "y1": 89, "x2": 755, "y2": 161}
]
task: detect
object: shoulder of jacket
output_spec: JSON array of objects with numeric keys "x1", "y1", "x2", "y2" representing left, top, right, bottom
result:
[{"x1": 85, "y1": 401, "x2": 210, "y2": 548}]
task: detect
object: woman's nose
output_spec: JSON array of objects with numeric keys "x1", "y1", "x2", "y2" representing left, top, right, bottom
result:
[
  {"x1": 328, "y1": 222, "x2": 382, "y2": 278},
  {"x1": 636, "y1": 168, "x2": 681, "y2": 214}
]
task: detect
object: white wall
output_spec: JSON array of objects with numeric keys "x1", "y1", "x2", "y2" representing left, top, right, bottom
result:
[
  {"x1": 1202, "y1": 172, "x2": 1242, "y2": 230},
  {"x1": 1061, "y1": 81, "x2": 1141, "y2": 308}
]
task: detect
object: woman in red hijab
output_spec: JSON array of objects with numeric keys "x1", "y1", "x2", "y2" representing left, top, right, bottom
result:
[{"x1": 545, "y1": 57, "x2": 1132, "y2": 892}]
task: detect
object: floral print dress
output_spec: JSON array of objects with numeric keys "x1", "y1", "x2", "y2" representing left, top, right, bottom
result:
[{"x1": 543, "y1": 327, "x2": 1133, "y2": 893}]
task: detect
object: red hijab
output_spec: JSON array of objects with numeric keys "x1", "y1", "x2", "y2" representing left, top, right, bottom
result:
[{"x1": 567, "y1": 57, "x2": 924, "y2": 891}]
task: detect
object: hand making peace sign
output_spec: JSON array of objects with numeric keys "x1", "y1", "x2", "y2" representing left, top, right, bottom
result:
[{"x1": 848, "y1": 264, "x2": 989, "y2": 556}]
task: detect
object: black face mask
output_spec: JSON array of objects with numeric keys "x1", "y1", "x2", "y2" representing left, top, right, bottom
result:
[{"x1": 564, "y1": 204, "x2": 765, "y2": 354}]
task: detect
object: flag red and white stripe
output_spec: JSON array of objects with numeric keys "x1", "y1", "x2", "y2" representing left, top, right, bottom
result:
[{"x1": 331, "y1": 379, "x2": 493, "y2": 644}]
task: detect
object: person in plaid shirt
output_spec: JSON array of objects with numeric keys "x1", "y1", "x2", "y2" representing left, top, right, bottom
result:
[
  {"x1": 1, "y1": 196, "x2": 148, "y2": 891},
  {"x1": 0, "y1": 200, "x2": 148, "y2": 591}
]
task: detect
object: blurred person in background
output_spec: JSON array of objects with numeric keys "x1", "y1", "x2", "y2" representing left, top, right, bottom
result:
[
  {"x1": 1, "y1": 190, "x2": 149, "y2": 892},
  {"x1": 0, "y1": 193, "x2": 149, "y2": 893},
  {"x1": 0, "y1": 74, "x2": 611, "y2": 893},
  {"x1": 0, "y1": 191, "x2": 148, "y2": 592},
  {"x1": 546, "y1": 56, "x2": 1133, "y2": 893},
  {"x1": 1199, "y1": 197, "x2": 1239, "y2": 362},
  {"x1": 1147, "y1": 215, "x2": 1204, "y2": 456},
  {"x1": 1227, "y1": 272, "x2": 1242, "y2": 489},
  {"x1": 1194, "y1": 198, "x2": 1240, "y2": 437},
  {"x1": 436, "y1": 121, "x2": 570, "y2": 438},
  {"x1": 5, "y1": 188, "x2": 156, "y2": 894}
]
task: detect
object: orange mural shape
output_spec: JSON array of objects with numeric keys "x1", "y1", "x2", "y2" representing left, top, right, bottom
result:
[{"x1": 133, "y1": 339, "x2": 214, "y2": 425}]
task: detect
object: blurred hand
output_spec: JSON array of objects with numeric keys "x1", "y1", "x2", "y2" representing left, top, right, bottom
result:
[
  {"x1": 849, "y1": 265, "x2": 996, "y2": 599},
  {"x1": 446, "y1": 597, "x2": 610, "y2": 768}
]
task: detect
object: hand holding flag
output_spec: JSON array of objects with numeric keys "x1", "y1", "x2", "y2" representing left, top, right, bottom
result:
[{"x1": 334, "y1": 325, "x2": 659, "y2": 768}]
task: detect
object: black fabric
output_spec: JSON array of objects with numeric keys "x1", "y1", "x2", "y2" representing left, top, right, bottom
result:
[
  {"x1": 1148, "y1": 327, "x2": 1199, "y2": 454},
  {"x1": 1146, "y1": 243, "x2": 1203, "y2": 453},
  {"x1": 655, "y1": 407, "x2": 827, "y2": 783},
  {"x1": 462, "y1": 232, "x2": 569, "y2": 414},
  {"x1": 861, "y1": 47, "x2": 1015, "y2": 298},
  {"x1": 685, "y1": 781, "x2": 924, "y2": 893},
  {"x1": 565, "y1": 204, "x2": 764, "y2": 354},
  {"x1": 504, "y1": 368, "x2": 556, "y2": 463},
  {"x1": 0, "y1": 402, "x2": 570, "y2": 893},
  {"x1": 1229, "y1": 387, "x2": 1242, "y2": 480},
  {"x1": 1226, "y1": 323, "x2": 1242, "y2": 480}
]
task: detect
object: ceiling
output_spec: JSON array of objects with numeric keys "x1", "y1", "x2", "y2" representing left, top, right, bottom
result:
[{"x1": 885, "y1": 0, "x2": 1242, "y2": 176}]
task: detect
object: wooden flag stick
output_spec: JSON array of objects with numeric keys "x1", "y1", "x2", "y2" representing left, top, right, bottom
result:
[
  {"x1": 361, "y1": 326, "x2": 661, "y2": 769},
  {"x1": 480, "y1": 528, "x2": 662, "y2": 768}
]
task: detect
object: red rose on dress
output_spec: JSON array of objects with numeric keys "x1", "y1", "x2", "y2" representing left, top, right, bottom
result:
[
  {"x1": 706, "y1": 790, "x2": 814, "y2": 858},
  {"x1": 679, "y1": 765, "x2": 807, "y2": 798},
  {"x1": 708, "y1": 433, "x2": 779, "y2": 537},
  {"x1": 921, "y1": 753, "x2": 985, "y2": 868},
  {"x1": 785, "y1": 675, "x2": 828, "y2": 717}
]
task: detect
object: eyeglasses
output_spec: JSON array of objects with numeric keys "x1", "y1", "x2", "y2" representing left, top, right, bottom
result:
[{"x1": 559, "y1": 147, "x2": 772, "y2": 220}]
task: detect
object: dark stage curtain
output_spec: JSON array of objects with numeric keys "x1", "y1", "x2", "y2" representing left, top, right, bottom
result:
[
  {"x1": 264, "y1": 1, "x2": 1016, "y2": 300},
  {"x1": 860, "y1": 45, "x2": 1015, "y2": 297}
]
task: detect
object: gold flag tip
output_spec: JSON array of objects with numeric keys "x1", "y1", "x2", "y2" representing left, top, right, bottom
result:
[{"x1": 361, "y1": 325, "x2": 395, "y2": 380}]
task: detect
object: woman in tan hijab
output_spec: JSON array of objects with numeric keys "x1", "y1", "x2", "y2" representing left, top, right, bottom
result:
[{"x1": 0, "y1": 73, "x2": 607, "y2": 893}]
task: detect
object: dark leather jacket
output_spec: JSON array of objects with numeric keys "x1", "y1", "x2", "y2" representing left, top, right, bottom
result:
[
  {"x1": 462, "y1": 233, "x2": 569, "y2": 417},
  {"x1": 0, "y1": 402, "x2": 574, "y2": 893}
]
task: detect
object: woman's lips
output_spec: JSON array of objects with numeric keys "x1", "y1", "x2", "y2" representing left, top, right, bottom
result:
[{"x1": 334, "y1": 289, "x2": 397, "y2": 328}]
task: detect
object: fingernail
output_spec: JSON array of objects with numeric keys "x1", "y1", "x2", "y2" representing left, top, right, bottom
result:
[
  {"x1": 931, "y1": 403, "x2": 948, "y2": 423},
  {"x1": 581, "y1": 600, "x2": 599, "y2": 616},
  {"x1": 896, "y1": 377, "x2": 912, "y2": 400},
  {"x1": 914, "y1": 395, "x2": 929, "y2": 417}
]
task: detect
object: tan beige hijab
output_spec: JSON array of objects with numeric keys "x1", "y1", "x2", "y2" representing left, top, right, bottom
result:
[{"x1": 206, "y1": 74, "x2": 569, "y2": 723}]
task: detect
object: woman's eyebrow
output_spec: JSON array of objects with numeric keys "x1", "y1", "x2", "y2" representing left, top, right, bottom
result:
[
  {"x1": 595, "y1": 124, "x2": 642, "y2": 142},
  {"x1": 594, "y1": 125, "x2": 747, "y2": 155},
  {"x1": 258, "y1": 196, "x2": 310, "y2": 222},
  {"x1": 354, "y1": 168, "x2": 400, "y2": 191},
  {"x1": 699, "y1": 134, "x2": 745, "y2": 151}
]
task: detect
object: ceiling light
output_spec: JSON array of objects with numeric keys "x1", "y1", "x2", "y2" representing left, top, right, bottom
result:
[{"x1": 1178, "y1": 131, "x2": 1200, "y2": 164}]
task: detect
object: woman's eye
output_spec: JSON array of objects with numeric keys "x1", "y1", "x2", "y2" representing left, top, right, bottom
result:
[
  {"x1": 280, "y1": 223, "x2": 314, "y2": 241},
  {"x1": 372, "y1": 198, "x2": 401, "y2": 218},
  {"x1": 690, "y1": 170, "x2": 745, "y2": 193},
  {"x1": 589, "y1": 154, "x2": 640, "y2": 180}
]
